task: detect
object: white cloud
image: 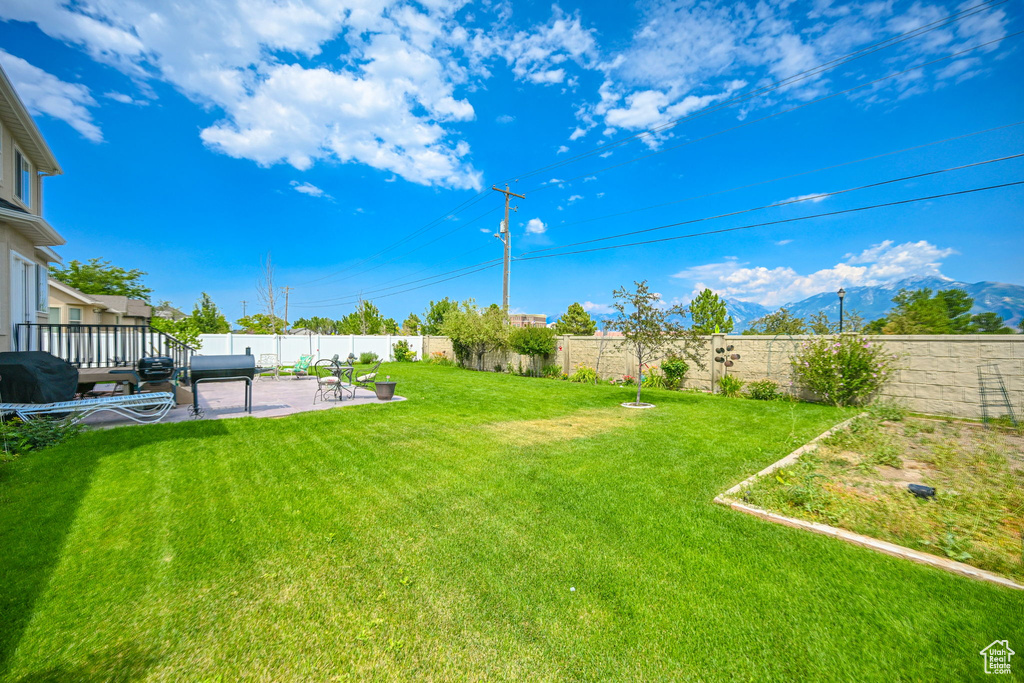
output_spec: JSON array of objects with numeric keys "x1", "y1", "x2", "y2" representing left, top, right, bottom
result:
[
  {"x1": 290, "y1": 180, "x2": 330, "y2": 199},
  {"x1": 104, "y1": 91, "x2": 148, "y2": 105},
  {"x1": 582, "y1": 301, "x2": 613, "y2": 314},
  {"x1": 672, "y1": 240, "x2": 957, "y2": 306},
  {"x1": 779, "y1": 193, "x2": 828, "y2": 204},
  {"x1": 567, "y1": 194, "x2": 583, "y2": 203},
  {"x1": 0, "y1": 49, "x2": 103, "y2": 142},
  {"x1": 583, "y1": 175, "x2": 597, "y2": 182},
  {"x1": 556, "y1": 145, "x2": 569, "y2": 154},
  {"x1": 479, "y1": 227, "x2": 491, "y2": 233},
  {"x1": 775, "y1": 239, "x2": 793, "y2": 246},
  {"x1": 496, "y1": 114, "x2": 515, "y2": 124},
  {"x1": 525, "y1": 217, "x2": 547, "y2": 234}
]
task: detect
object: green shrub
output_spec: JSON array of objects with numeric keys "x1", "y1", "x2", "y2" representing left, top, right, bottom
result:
[
  {"x1": 0, "y1": 417, "x2": 83, "y2": 460},
  {"x1": 542, "y1": 364, "x2": 562, "y2": 378},
  {"x1": 718, "y1": 374, "x2": 744, "y2": 398},
  {"x1": 569, "y1": 365, "x2": 598, "y2": 383},
  {"x1": 746, "y1": 378, "x2": 780, "y2": 401},
  {"x1": 359, "y1": 351, "x2": 380, "y2": 365},
  {"x1": 790, "y1": 335, "x2": 899, "y2": 406},
  {"x1": 661, "y1": 356, "x2": 689, "y2": 389},
  {"x1": 621, "y1": 375, "x2": 637, "y2": 386},
  {"x1": 509, "y1": 326, "x2": 556, "y2": 359},
  {"x1": 427, "y1": 351, "x2": 455, "y2": 367},
  {"x1": 641, "y1": 368, "x2": 666, "y2": 389},
  {"x1": 392, "y1": 340, "x2": 416, "y2": 362}
]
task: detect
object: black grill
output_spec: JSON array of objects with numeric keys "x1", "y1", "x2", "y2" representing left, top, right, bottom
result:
[
  {"x1": 189, "y1": 354, "x2": 257, "y2": 382},
  {"x1": 188, "y1": 354, "x2": 256, "y2": 417},
  {"x1": 137, "y1": 356, "x2": 175, "y2": 382}
]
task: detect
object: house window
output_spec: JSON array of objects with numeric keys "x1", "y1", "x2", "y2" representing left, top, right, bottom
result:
[
  {"x1": 68, "y1": 307, "x2": 82, "y2": 324},
  {"x1": 35, "y1": 264, "x2": 47, "y2": 312},
  {"x1": 48, "y1": 307, "x2": 60, "y2": 324},
  {"x1": 15, "y1": 149, "x2": 32, "y2": 208}
]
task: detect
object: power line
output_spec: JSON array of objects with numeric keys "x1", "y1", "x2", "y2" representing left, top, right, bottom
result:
[
  {"x1": 294, "y1": 122, "x2": 1021, "y2": 307},
  {"x1": 518, "y1": 153, "x2": 1024, "y2": 257},
  {"x1": 515, "y1": 181, "x2": 1024, "y2": 262}
]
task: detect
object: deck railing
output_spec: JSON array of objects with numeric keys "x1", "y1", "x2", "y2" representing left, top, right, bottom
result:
[{"x1": 13, "y1": 323, "x2": 195, "y2": 369}]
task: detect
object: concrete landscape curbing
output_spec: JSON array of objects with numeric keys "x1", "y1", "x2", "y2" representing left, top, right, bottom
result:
[{"x1": 714, "y1": 416, "x2": 1024, "y2": 591}]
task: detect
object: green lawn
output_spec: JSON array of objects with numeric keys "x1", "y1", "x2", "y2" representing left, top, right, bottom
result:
[{"x1": 1, "y1": 364, "x2": 1020, "y2": 681}]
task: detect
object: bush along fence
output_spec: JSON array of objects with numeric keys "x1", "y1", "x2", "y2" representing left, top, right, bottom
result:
[{"x1": 422, "y1": 333, "x2": 1024, "y2": 419}]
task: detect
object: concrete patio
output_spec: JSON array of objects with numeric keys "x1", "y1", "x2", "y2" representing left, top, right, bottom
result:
[{"x1": 82, "y1": 376, "x2": 406, "y2": 428}]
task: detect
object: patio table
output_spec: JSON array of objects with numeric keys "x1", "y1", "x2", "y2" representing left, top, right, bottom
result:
[{"x1": 329, "y1": 364, "x2": 357, "y2": 400}]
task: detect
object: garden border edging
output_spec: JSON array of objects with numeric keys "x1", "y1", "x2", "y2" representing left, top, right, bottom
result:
[{"x1": 714, "y1": 415, "x2": 1024, "y2": 591}]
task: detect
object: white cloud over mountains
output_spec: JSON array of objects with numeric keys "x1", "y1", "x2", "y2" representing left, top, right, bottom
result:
[{"x1": 673, "y1": 240, "x2": 956, "y2": 306}]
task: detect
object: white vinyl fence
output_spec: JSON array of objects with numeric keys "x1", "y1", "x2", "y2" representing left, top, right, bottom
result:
[{"x1": 196, "y1": 334, "x2": 422, "y2": 365}]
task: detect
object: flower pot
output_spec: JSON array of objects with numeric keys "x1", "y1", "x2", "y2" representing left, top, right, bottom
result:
[{"x1": 374, "y1": 381, "x2": 397, "y2": 401}]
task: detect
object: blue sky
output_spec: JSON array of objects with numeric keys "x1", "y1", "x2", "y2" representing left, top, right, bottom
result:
[{"x1": 1, "y1": 0, "x2": 1021, "y2": 324}]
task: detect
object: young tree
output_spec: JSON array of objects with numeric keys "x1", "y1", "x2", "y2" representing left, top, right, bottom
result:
[
  {"x1": 422, "y1": 297, "x2": 458, "y2": 335},
  {"x1": 688, "y1": 288, "x2": 734, "y2": 334},
  {"x1": 553, "y1": 302, "x2": 597, "y2": 335},
  {"x1": 256, "y1": 253, "x2": 280, "y2": 334},
  {"x1": 236, "y1": 314, "x2": 287, "y2": 334},
  {"x1": 337, "y1": 300, "x2": 384, "y2": 334},
  {"x1": 150, "y1": 315, "x2": 202, "y2": 348},
  {"x1": 50, "y1": 258, "x2": 153, "y2": 302},
  {"x1": 608, "y1": 281, "x2": 705, "y2": 406},
  {"x1": 401, "y1": 313, "x2": 421, "y2": 335},
  {"x1": 510, "y1": 326, "x2": 557, "y2": 375},
  {"x1": 809, "y1": 311, "x2": 835, "y2": 335},
  {"x1": 383, "y1": 318, "x2": 400, "y2": 335},
  {"x1": 191, "y1": 292, "x2": 230, "y2": 334},
  {"x1": 441, "y1": 301, "x2": 510, "y2": 370},
  {"x1": 742, "y1": 308, "x2": 808, "y2": 335},
  {"x1": 291, "y1": 316, "x2": 338, "y2": 334}
]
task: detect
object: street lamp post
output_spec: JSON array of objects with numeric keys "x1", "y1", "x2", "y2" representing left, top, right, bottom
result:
[{"x1": 838, "y1": 288, "x2": 846, "y2": 333}]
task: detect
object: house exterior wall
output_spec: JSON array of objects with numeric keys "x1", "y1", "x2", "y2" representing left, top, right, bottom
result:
[
  {"x1": 422, "y1": 334, "x2": 1024, "y2": 419},
  {"x1": 47, "y1": 287, "x2": 106, "y2": 325},
  {"x1": 0, "y1": 122, "x2": 40, "y2": 214},
  {"x1": 0, "y1": 223, "x2": 49, "y2": 352}
]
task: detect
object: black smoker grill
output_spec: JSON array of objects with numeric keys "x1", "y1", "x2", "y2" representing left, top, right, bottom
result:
[{"x1": 188, "y1": 354, "x2": 256, "y2": 416}]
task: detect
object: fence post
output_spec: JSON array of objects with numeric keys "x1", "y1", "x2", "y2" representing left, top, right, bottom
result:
[{"x1": 710, "y1": 333, "x2": 725, "y2": 393}]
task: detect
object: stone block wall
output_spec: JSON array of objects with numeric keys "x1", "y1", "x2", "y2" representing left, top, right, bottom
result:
[{"x1": 422, "y1": 334, "x2": 1024, "y2": 419}]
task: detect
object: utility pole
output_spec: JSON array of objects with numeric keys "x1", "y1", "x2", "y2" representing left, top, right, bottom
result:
[
  {"x1": 281, "y1": 286, "x2": 293, "y2": 325},
  {"x1": 492, "y1": 184, "x2": 525, "y2": 312},
  {"x1": 241, "y1": 300, "x2": 248, "y2": 317}
]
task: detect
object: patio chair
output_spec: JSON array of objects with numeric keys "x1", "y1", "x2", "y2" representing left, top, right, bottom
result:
[
  {"x1": 353, "y1": 359, "x2": 383, "y2": 390},
  {"x1": 257, "y1": 354, "x2": 281, "y2": 381},
  {"x1": 0, "y1": 392, "x2": 176, "y2": 425},
  {"x1": 313, "y1": 359, "x2": 355, "y2": 403},
  {"x1": 288, "y1": 354, "x2": 315, "y2": 379}
]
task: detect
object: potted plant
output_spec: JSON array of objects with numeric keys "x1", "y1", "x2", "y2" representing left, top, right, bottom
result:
[{"x1": 374, "y1": 375, "x2": 397, "y2": 401}]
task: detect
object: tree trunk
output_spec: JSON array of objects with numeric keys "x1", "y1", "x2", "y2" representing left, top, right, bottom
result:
[{"x1": 635, "y1": 380, "x2": 642, "y2": 405}]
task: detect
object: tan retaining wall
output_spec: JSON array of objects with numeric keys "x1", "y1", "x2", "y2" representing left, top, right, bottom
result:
[{"x1": 422, "y1": 334, "x2": 1023, "y2": 419}]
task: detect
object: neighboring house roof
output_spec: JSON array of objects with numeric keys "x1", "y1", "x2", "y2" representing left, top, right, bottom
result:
[
  {"x1": 49, "y1": 279, "x2": 104, "y2": 306},
  {"x1": 154, "y1": 306, "x2": 187, "y2": 321},
  {"x1": 0, "y1": 62, "x2": 62, "y2": 175},
  {"x1": 90, "y1": 294, "x2": 152, "y2": 319}
]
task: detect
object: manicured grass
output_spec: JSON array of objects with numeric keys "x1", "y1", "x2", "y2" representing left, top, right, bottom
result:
[{"x1": 1, "y1": 365, "x2": 1020, "y2": 680}]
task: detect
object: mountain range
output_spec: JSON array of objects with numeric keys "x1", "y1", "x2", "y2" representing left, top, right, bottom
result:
[{"x1": 722, "y1": 276, "x2": 1024, "y2": 331}]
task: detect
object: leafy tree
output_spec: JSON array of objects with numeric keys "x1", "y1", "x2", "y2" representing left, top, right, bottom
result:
[
  {"x1": 422, "y1": 297, "x2": 458, "y2": 335},
  {"x1": 441, "y1": 301, "x2": 510, "y2": 370},
  {"x1": 401, "y1": 313, "x2": 421, "y2": 335},
  {"x1": 191, "y1": 292, "x2": 230, "y2": 334},
  {"x1": 553, "y1": 302, "x2": 597, "y2": 335},
  {"x1": 971, "y1": 312, "x2": 1014, "y2": 334},
  {"x1": 291, "y1": 316, "x2": 339, "y2": 334},
  {"x1": 868, "y1": 288, "x2": 977, "y2": 334},
  {"x1": 150, "y1": 315, "x2": 202, "y2": 348},
  {"x1": 50, "y1": 258, "x2": 153, "y2": 302},
  {"x1": 337, "y1": 300, "x2": 384, "y2": 334},
  {"x1": 236, "y1": 314, "x2": 288, "y2": 334},
  {"x1": 383, "y1": 318, "x2": 400, "y2": 335},
  {"x1": 608, "y1": 280, "x2": 704, "y2": 406},
  {"x1": 510, "y1": 326, "x2": 557, "y2": 374},
  {"x1": 1019, "y1": 318, "x2": 1024, "y2": 333},
  {"x1": 688, "y1": 288, "x2": 734, "y2": 334},
  {"x1": 742, "y1": 308, "x2": 807, "y2": 335},
  {"x1": 808, "y1": 311, "x2": 834, "y2": 335}
]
